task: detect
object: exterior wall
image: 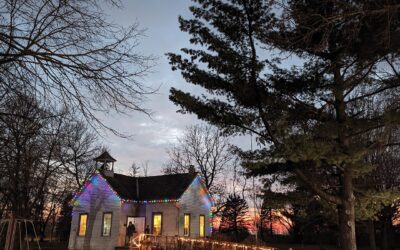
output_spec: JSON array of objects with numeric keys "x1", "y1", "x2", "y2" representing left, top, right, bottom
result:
[
  {"x1": 117, "y1": 202, "x2": 180, "y2": 242},
  {"x1": 144, "y1": 203, "x2": 179, "y2": 236},
  {"x1": 68, "y1": 174, "x2": 122, "y2": 250},
  {"x1": 118, "y1": 202, "x2": 140, "y2": 245},
  {"x1": 178, "y1": 176, "x2": 213, "y2": 238}
]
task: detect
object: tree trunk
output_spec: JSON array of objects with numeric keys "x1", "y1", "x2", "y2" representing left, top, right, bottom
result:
[
  {"x1": 338, "y1": 168, "x2": 357, "y2": 250},
  {"x1": 367, "y1": 220, "x2": 377, "y2": 250},
  {"x1": 380, "y1": 210, "x2": 393, "y2": 250},
  {"x1": 269, "y1": 207, "x2": 273, "y2": 238},
  {"x1": 332, "y1": 63, "x2": 357, "y2": 250}
]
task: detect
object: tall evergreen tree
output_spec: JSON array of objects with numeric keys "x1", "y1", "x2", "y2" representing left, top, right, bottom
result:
[
  {"x1": 168, "y1": 1, "x2": 400, "y2": 249},
  {"x1": 219, "y1": 194, "x2": 250, "y2": 242}
]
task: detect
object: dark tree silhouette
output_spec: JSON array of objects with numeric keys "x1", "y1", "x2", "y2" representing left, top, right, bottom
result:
[
  {"x1": 0, "y1": 0, "x2": 154, "y2": 135},
  {"x1": 359, "y1": 139, "x2": 400, "y2": 250},
  {"x1": 167, "y1": 1, "x2": 400, "y2": 249},
  {"x1": 56, "y1": 194, "x2": 74, "y2": 242},
  {"x1": 58, "y1": 120, "x2": 101, "y2": 188},
  {"x1": 163, "y1": 124, "x2": 232, "y2": 195},
  {"x1": 0, "y1": 93, "x2": 101, "y2": 222},
  {"x1": 219, "y1": 194, "x2": 250, "y2": 242}
]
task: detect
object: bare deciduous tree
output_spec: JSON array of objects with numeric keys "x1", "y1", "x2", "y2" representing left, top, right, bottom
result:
[
  {"x1": 163, "y1": 124, "x2": 232, "y2": 195},
  {"x1": 129, "y1": 161, "x2": 141, "y2": 177},
  {"x1": 0, "y1": 93, "x2": 101, "y2": 226},
  {"x1": 129, "y1": 160, "x2": 150, "y2": 177},
  {"x1": 0, "y1": 94, "x2": 64, "y2": 218},
  {"x1": 58, "y1": 120, "x2": 101, "y2": 188},
  {"x1": 141, "y1": 160, "x2": 149, "y2": 177},
  {"x1": 359, "y1": 132, "x2": 400, "y2": 250},
  {"x1": 0, "y1": 0, "x2": 154, "y2": 135}
]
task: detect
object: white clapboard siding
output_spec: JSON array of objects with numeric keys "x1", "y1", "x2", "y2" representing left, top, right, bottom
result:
[
  {"x1": 68, "y1": 175, "x2": 121, "y2": 250},
  {"x1": 178, "y1": 176, "x2": 212, "y2": 238}
]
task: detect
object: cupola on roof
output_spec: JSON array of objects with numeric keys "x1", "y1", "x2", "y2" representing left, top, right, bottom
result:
[{"x1": 94, "y1": 151, "x2": 116, "y2": 163}]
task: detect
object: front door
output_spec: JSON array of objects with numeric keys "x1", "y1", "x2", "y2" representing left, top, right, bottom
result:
[{"x1": 127, "y1": 216, "x2": 145, "y2": 234}]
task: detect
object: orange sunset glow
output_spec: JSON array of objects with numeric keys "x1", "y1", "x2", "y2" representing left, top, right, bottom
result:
[{"x1": 212, "y1": 208, "x2": 292, "y2": 235}]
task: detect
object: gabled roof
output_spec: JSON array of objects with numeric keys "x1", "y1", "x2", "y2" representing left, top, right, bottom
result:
[{"x1": 101, "y1": 172, "x2": 198, "y2": 201}]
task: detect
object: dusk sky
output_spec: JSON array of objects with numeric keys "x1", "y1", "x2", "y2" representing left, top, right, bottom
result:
[{"x1": 99, "y1": 1, "x2": 253, "y2": 175}]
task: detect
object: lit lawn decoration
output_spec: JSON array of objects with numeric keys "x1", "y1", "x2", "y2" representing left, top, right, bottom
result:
[
  {"x1": 177, "y1": 236, "x2": 274, "y2": 250},
  {"x1": 131, "y1": 234, "x2": 274, "y2": 250}
]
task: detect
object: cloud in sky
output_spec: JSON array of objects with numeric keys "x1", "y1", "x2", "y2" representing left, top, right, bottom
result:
[
  {"x1": 98, "y1": 1, "x2": 256, "y2": 175},
  {"x1": 99, "y1": 1, "x2": 203, "y2": 174}
]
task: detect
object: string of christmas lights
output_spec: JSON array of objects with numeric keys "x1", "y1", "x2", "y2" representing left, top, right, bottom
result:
[
  {"x1": 196, "y1": 175, "x2": 214, "y2": 204},
  {"x1": 130, "y1": 234, "x2": 274, "y2": 250},
  {"x1": 71, "y1": 173, "x2": 212, "y2": 206},
  {"x1": 195, "y1": 175, "x2": 214, "y2": 234},
  {"x1": 208, "y1": 211, "x2": 213, "y2": 234},
  {"x1": 70, "y1": 174, "x2": 125, "y2": 206},
  {"x1": 132, "y1": 235, "x2": 274, "y2": 250},
  {"x1": 176, "y1": 237, "x2": 274, "y2": 250},
  {"x1": 125, "y1": 199, "x2": 180, "y2": 204}
]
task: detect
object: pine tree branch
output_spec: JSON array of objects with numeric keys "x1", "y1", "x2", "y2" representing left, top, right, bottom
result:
[{"x1": 293, "y1": 167, "x2": 342, "y2": 205}]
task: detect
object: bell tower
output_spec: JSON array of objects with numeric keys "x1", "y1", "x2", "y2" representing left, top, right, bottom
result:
[{"x1": 94, "y1": 150, "x2": 116, "y2": 177}]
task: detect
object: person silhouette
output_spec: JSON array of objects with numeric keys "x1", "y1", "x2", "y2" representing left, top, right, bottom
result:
[
  {"x1": 126, "y1": 221, "x2": 136, "y2": 245},
  {"x1": 144, "y1": 225, "x2": 150, "y2": 234}
]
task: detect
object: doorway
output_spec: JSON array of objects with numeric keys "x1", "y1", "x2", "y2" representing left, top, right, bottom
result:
[{"x1": 127, "y1": 216, "x2": 145, "y2": 234}]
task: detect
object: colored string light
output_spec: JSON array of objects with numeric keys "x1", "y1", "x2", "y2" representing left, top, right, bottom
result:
[
  {"x1": 176, "y1": 236, "x2": 273, "y2": 250},
  {"x1": 71, "y1": 172, "x2": 188, "y2": 206},
  {"x1": 131, "y1": 234, "x2": 274, "y2": 249}
]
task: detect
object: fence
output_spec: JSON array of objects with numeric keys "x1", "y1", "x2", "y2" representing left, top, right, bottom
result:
[{"x1": 132, "y1": 234, "x2": 275, "y2": 250}]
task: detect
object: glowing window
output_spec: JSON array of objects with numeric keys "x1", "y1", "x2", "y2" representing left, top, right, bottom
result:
[
  {"x1": 102, "y1": 212, "x2": 112, "y2": 236},
  {"x1": 78, "y1": 214, "x2": 88, "y2": 236},
  {"x1": 199, "y1": 215, "x2": 205, "y2": 237},
  {"x1": 152, "y1": 213, "x2": 162, "y2": 235},
  {"x1": 184, "y1": 214, "x2": 190, "y2": 236}
]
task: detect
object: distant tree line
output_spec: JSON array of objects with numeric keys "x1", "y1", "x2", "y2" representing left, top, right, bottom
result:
[
  {"x1": 0, "y1": 0, "x2": 154, "y2": 243},
  {"x1": 0, "y1": 92, "x2": 102, "y2": 241}
]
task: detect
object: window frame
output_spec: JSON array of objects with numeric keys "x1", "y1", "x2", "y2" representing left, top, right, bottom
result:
[
  {"x1": 183, "y1": 213, "x2": 191, "y2": 237},
  {"x1": 101, "y1": 212, "x2": 113, "y2": 237},
  {"x1": 78, "y1": 213, "x2": 88, "y2": 237},
  {"x1": 199, "y1": 214, "x2": 205, "y2": 238},
  {"x1": 152, "y1": 212, "x2": 163, "y2": 236}
]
